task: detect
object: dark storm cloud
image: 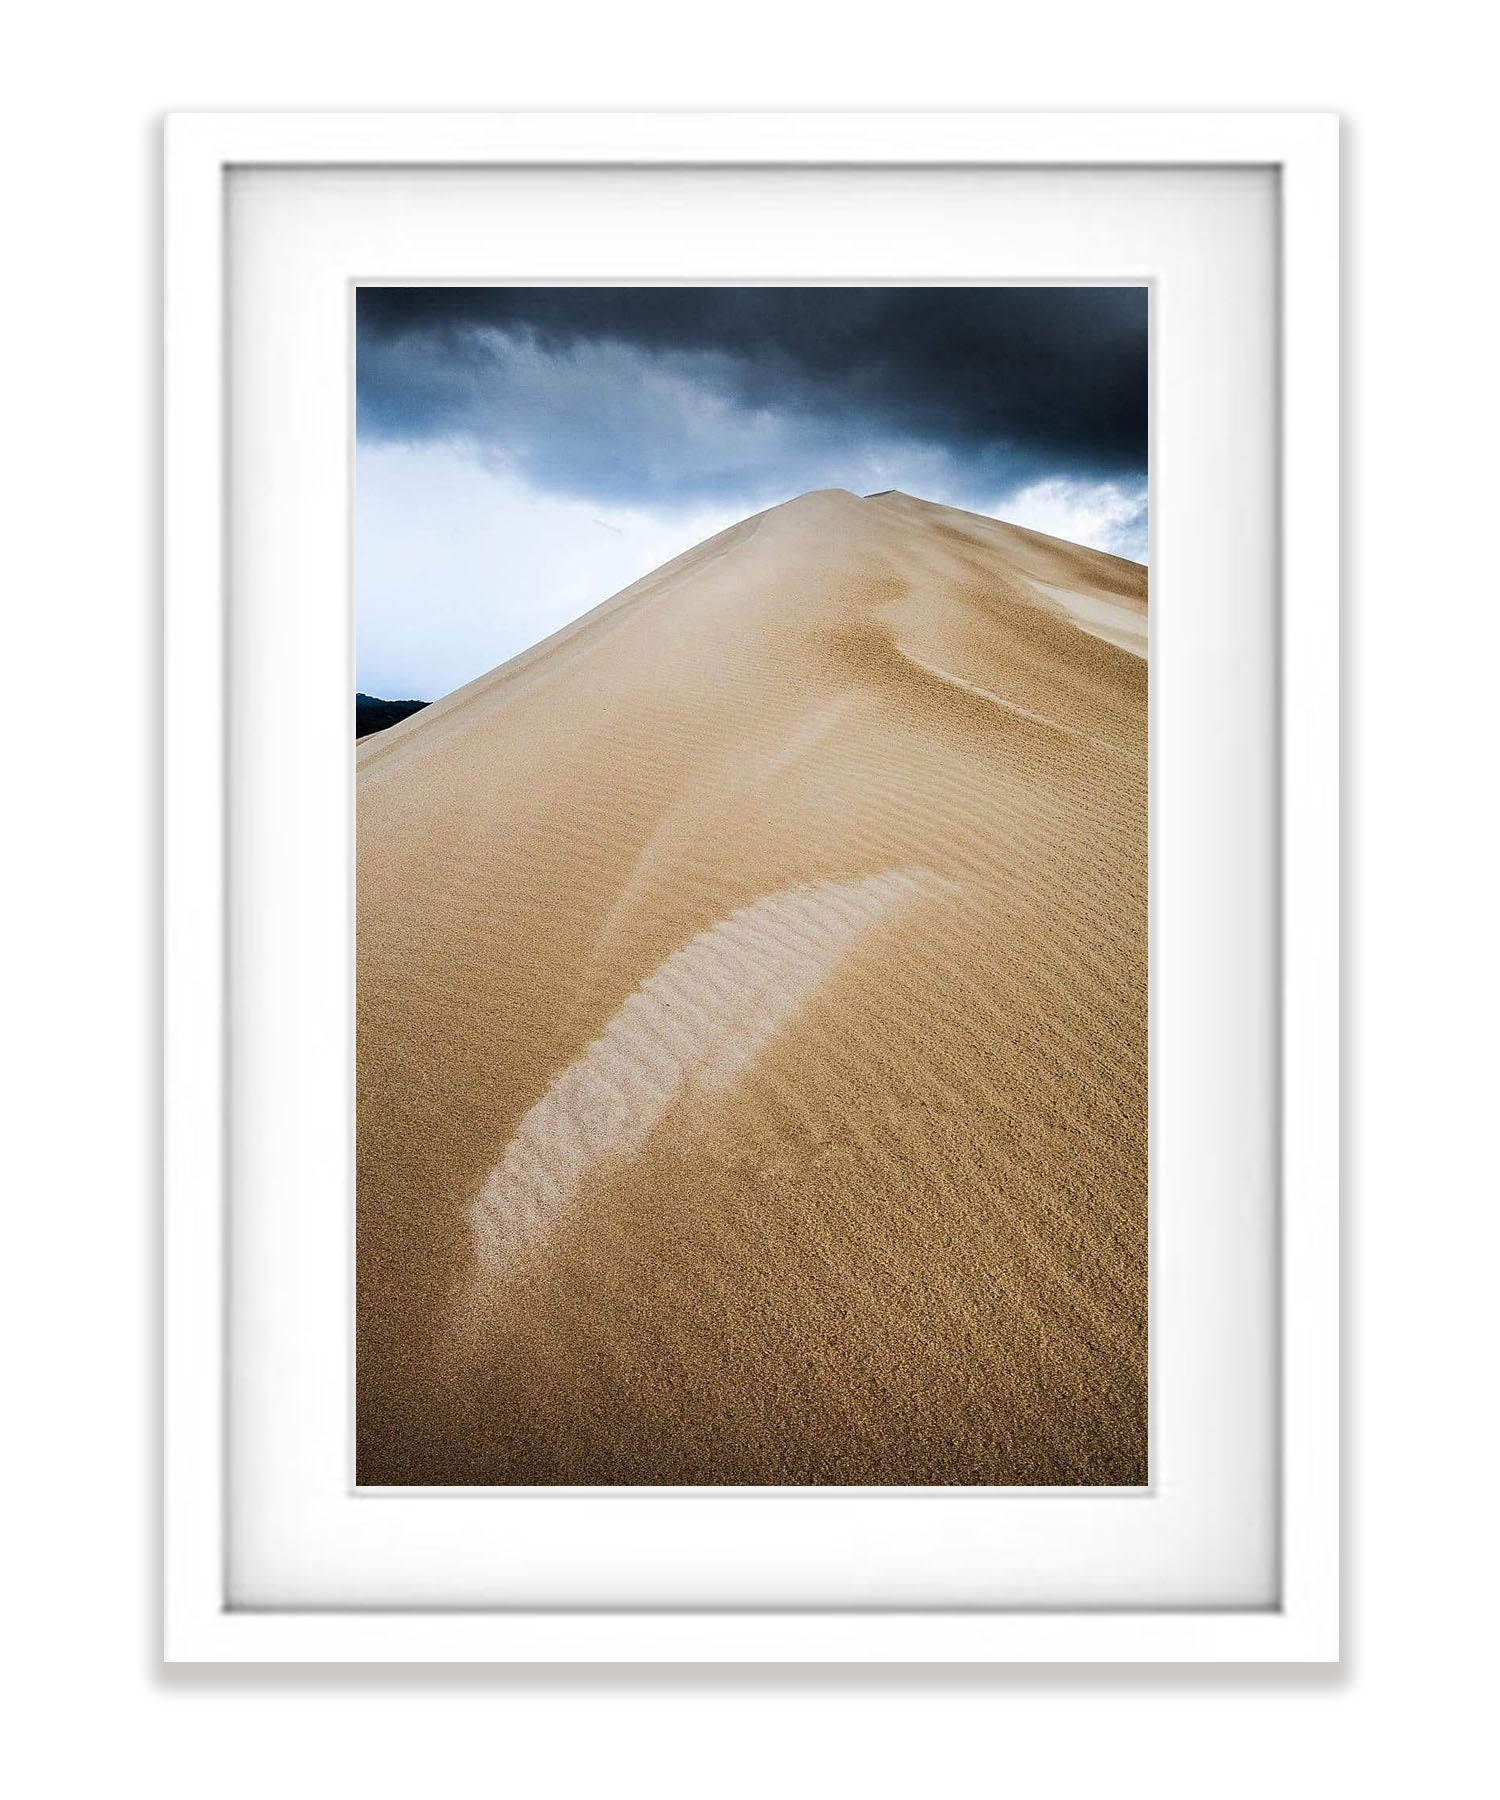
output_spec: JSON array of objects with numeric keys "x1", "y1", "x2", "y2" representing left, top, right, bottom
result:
[{"x1": 356, "y1": 286, "x2": 1146, "y2": 510}]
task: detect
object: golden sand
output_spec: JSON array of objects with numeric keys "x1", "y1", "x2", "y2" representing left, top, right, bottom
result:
[{"x1": 356, "y1": 489, "x2": 1147, "y2": 1485}]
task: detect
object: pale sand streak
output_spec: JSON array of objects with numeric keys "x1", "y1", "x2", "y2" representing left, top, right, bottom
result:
[
  {"x1": 470, "y1": 868, "x2": 945, "y2": 1271},
  {"x1": 1028, "y1": 580, "x2": 1149, "y2": 659}
]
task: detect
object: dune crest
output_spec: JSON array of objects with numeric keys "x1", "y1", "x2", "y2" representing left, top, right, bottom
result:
[{"x1": 358, "y1": 488, "x2": 1147, "y2": 1487}]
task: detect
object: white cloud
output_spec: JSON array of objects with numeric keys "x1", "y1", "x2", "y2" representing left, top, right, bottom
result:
[
  {"x1": 993, "y1": 478, "x2": 1148, "y2": 564},
  {"x1": 356, "y1": 442, "x2": 747, "y2": 699}
]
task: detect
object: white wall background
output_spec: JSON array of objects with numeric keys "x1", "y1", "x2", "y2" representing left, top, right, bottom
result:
[{"x1": 2, "y1": 7, "x2": 1494, "y2": 1794}]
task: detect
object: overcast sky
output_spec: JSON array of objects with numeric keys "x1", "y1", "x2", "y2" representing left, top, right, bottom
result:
[{"x1": 356, "y1": 286, "x2": 1147, "y2": 699}]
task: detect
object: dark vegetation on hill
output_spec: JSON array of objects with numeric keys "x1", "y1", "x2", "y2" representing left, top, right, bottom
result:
[{"x1": 356, "y1": 694, "x2": 429, "y2": 740}]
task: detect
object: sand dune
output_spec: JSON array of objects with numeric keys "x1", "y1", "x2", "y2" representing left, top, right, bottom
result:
[{"x1": 357, "y1": 489, "x2": 1147, "y2": 1486}]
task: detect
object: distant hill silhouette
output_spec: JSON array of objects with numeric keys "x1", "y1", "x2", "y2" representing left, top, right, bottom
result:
[{"x1": 356, "y1": 693, "x2": 429, "y2": 740}]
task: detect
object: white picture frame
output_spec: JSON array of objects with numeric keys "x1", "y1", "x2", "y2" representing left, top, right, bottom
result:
[{"x1": 164, "y1": 111, "x2": 1339, "y2": 1664}]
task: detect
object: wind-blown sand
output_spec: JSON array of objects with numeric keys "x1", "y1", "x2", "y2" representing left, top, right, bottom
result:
[{"x1": 357, "y1": 489, "x2": 1147, "y2": 1485}]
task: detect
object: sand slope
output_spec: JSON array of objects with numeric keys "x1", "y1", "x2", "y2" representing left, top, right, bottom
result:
[{"x1": 357, "y1": 489, "x2": 1147, "y2": 1485}]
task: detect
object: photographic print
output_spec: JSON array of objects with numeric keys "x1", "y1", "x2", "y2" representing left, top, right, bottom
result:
[{"x1": 355, "y1": 286, "x2": 1147, "y2": 1487}]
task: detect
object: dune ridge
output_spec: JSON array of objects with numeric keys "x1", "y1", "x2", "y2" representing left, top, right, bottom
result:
[{"x1": 357, "y1": 488, "x2": 1147, "y2": 1486}]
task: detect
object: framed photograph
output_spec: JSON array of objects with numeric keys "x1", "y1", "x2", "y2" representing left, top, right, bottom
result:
[{"x1": 164, "y1": 112, "x2": 1338, "y2": 1662}]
